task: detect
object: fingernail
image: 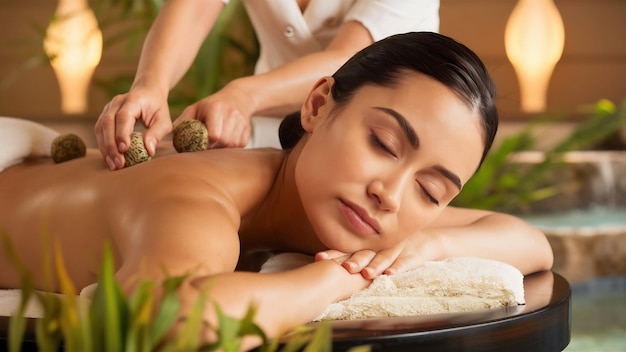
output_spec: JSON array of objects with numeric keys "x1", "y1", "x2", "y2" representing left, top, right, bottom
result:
[
  {"x1": 148, "y1": 140, "x2": 156, "y2": 155},
  {"x1": 118, "y1": 142, "x2": 127, "y2": 152},
  {"x1": 114, "y1": 156, "x2": 123, "y2": 169},
  {"x1": 105, "y1": 156, "x2": 116, "y2": 170},
  {"x1": 343, "y1": 262, "x2": 355, "y2": 271}
]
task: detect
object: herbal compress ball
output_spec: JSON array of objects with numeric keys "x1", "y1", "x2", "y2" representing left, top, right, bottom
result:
[
  {"x1": 51, "y1": 133, "x2": 86, "y2": 163},
  {"x1": 173, "y1": 120, "x2": 208, "y2": 153},
  {"x1": 124, "y1": 132, "x2": 151, "y2": 167}
]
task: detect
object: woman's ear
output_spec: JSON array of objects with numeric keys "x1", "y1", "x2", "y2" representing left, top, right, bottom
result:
[{"x1": 300, "y1": 77, "x2": 334, "y2": 132}]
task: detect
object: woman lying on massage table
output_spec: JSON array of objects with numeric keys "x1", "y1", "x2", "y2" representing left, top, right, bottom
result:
[{"x1": 0, "y1": 32, "x2": 553, "y2": 348}]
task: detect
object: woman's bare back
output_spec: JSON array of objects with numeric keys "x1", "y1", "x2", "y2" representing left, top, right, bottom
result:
[{"x1": 0, "y1": 147, "x2": 285, "y2": 290}]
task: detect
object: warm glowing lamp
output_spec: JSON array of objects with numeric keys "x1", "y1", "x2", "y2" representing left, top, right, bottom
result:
[
  {"x1": 44, "y1": 0, "x2": 102, "y2": 114},
  {"x1": 505, "y1": 0, "x2": 565, "y2": 113}
]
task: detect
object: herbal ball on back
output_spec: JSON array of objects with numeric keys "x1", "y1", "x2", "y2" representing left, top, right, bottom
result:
[
  {"x1": 173, "y1": 120, "x2": 209, "y2": 153},
  {"x1": 51, "y1": 133, "x2": 86, "y2": 163},
  {"x1": 124, "y1": 132, "x2": 151, "y2": 167}
]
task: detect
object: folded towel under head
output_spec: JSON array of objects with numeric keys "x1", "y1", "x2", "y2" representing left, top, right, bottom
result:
[{"x1": 260, "y1": 253, "x2": 525, "y2": 321}]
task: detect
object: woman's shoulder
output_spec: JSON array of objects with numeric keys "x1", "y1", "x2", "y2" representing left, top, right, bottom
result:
[{"x1": 142, "y1": 147, "x2": 286, "y2": 210}]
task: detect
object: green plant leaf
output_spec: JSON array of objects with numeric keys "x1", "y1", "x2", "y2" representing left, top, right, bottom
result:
[
  {"x1": 174, "y1": 289, "x2": 208, "y2": 351},
  {"x1": 277, "y1": 325, "x2": 318, "y2": 352},
  {"x1": 125, "y1": 280, "x2": 154, "y2": 352},
  {"x1": 302, "y1": 321, "x2": 332, "y2": 352},
  {"x1": 149, "y1": 275, "x2": 186, "y2": 348},
  {"x1": 53, "y1": 241, "x2": 88, "y2": 352},
  {"x1": 89, "y1": 242, "x2": 129, "y2": 352},
  {"x1": 2, "y1": 231, "x2": 36, "y2": 352},
  {"x1": 34, "y1": 293, "x2": 63, "y2": 352}
]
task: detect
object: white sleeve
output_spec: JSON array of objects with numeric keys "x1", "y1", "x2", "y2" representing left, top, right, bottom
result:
[{"x1": 345, "y1": 0, "x2": 440, "y2": 41}]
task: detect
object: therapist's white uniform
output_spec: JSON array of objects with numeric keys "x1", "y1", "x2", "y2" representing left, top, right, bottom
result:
[{"x1": 224, "y1": 0, "x2": 441, "y2": 148}]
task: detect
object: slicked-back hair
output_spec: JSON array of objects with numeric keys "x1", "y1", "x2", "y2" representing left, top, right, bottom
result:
[{"x1": 279, "y1": 31, "x2": 498, "y2": 166}]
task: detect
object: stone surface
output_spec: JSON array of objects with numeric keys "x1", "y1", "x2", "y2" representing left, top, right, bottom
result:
[{"x1": 547, "y1": 229, "x2": 626, "y2": 283}]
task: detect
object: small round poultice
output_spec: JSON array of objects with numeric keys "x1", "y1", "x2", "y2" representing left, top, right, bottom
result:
[
  {"x1": 124, "y1": 132, "x2": 151, "y2": 167},
  {"x1": 51, "y1": 133, "x2": 87, "y2": 163},
  {"x1": 173, "y1": 120, "x2": 208, "y2": 153}
]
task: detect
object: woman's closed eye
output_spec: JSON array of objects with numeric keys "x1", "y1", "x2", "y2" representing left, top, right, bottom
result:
[
  {"x1": 369, "y1": 131, "x2": 397, "y2": 158},
  {"x1": 419, "y1": 183, "x2": 439, "y2": 206}
]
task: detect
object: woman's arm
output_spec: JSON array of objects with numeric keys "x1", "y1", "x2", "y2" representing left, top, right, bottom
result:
[
  {"x1": 113, "y1": 189, "x2": 369, "y2": 346},
  {"x1": 427, "y1": 207, "x2": 554, "y2": 274},
  {"x1": 132, "y1": 0, "x2": 224, "y2": 94},
  {"x1": 226, "y1": 20, "x2": 375, "y2": 117},
  {"x1": 173, "y1": 20, "x2": 374, "y2": 148},
  {"x1": 189, "y1": 260, "x2": 370, "y2": 345},
  {"x1": 317, "y1": 207, "x2": 554, "y2": 278}
]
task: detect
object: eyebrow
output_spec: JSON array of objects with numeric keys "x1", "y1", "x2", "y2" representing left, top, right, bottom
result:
[
  {"x1": 433, "y1": 165, "x2": 462, "y2": 191},
  {"x1": 372, "y1": 106, "x2": 462, "y2": 191},
  {"x1": 373, "y1": 107, "x2": 419, "y2": 149}
]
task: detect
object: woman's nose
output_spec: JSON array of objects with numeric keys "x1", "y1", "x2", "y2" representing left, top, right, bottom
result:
[{"x1": 367, "y1": 178, "x2": 402, "y2": 212}]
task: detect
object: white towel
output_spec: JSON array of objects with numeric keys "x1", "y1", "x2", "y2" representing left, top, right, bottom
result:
[
  {"x1": 260, "y1": 253, "x2": 525, "y2": 321},
  {"x1": 0, "y1": 286, "x2": 95, "y2": 319},
  {"x1": 0, "y1": 116, "x2": 59, "y2": 173}
]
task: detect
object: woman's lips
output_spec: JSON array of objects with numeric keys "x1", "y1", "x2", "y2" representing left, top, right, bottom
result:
[{"x1": 339, "y1": 199, "x2": 380, "y2": 236}]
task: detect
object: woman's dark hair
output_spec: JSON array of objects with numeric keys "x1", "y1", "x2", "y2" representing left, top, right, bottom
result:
[{"x1": 279, "y1": 31, "x2": 498, "y2": 166}]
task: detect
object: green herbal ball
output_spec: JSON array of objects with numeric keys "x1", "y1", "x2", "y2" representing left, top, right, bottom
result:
[
  {"x1": 173, "y1": 120, "x2": 208, "y2": 153},
  {"x1": 50, "y1": 133, "x2": 86, "y2": 163},
  {"x1": 124, "y1": 132, "x2": 151, "y2": 167}
]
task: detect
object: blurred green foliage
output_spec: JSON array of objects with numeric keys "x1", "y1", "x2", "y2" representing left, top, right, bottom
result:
[
  {"x1": 2, "y1": 231, "x2": 369, "y2": 351},
  {"x1": 453, "y1": 99, "x2": 626, "y2": 213},
  {"x1": 91, "y1": 0, "x2": 259, "y2": 115}
]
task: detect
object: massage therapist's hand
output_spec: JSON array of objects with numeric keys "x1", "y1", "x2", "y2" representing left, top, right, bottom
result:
[
  {"x1": 173, "y1": 81, "x2": 255, "y2": 149},
  {"x1": 315, "y1": 232, "x2": 442, "y2": 280},
  {"x1": 95, "y1": 83, "x2": 172, "y2": 171}
]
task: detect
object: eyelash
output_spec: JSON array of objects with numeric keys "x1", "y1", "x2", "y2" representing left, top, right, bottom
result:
[
  {"x1": 369, "y1": 132, "x2": 439, "y2": 206},
  {"x1": 369, "y1": 133, "x2": 395, "y2": 157},
  {"x1": 420, "y1": 186, "x2": 440, "y2": 206}
]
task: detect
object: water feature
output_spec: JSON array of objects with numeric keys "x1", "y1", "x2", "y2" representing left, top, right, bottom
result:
[{"x1": 514, "y1": 151, "x2": 626, "y2": 350}]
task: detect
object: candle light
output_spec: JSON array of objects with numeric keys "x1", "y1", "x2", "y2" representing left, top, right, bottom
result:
[
  {"x1": 44, "y1": 0, "x2": 102, "y2": 115},
  {"x1": 505, "y1": 0, "x2": 565, "y2": 113}
]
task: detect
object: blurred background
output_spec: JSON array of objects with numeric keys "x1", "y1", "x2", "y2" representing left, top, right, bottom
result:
[{"x1": 0, "y1": 1, "x2": 625, "y2": 350}]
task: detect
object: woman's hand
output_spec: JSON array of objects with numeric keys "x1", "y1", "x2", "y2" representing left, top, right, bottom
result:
[
  {"x1": 173, "y1": 81, "x2": 255, "y2": 149},
  {"x1": 315, "y1": 232, "x2": 443, "y2": 280},
  {"x1": 95, "y1": 84, "x2": 172, "y2": 170}
]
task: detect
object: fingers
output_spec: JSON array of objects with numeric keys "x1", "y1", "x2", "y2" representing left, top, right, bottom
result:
[
  {"x1": 384, "y1": 255, "x2": 425, "y2": 276},
  {"x1": 204, "y1": 112, "x2": 250, "y2": 148},
  {"x1": 356, "y1": 248, "x2": 397, "y2": 279},
  {"x1": 175, "y1": 99, "x2": 251, "y2": 149},
  {"x1": 95, "y1": 96, "x2": 136, "y2": 170},
  {"x1": 317, "y1": 250, "x2": 379, "y2": 275},
  {"x1": 96, "y1": 92, "x2": 173, "y2": 169},
  {"x1": 316, "y1": 246, "x2": 425, "y2": 280},
  {"x1": 314, "y1": 250, "x2": 347, "y2": 261},
  {"x1": 339, "y1": 250, "x2": 376, "y2": 274},
  {"x1": 143, "y1": 109, "x2": 172, "y2": 156}
]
